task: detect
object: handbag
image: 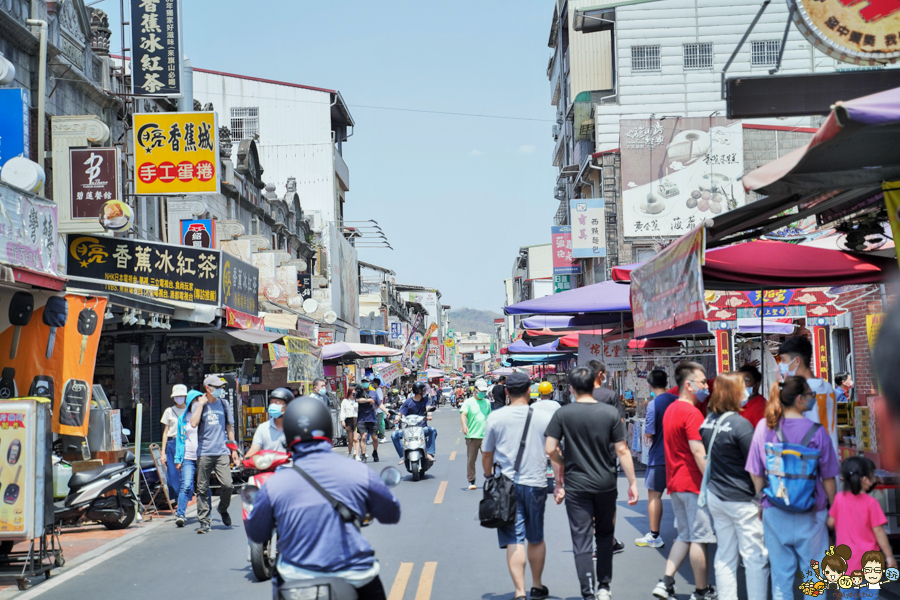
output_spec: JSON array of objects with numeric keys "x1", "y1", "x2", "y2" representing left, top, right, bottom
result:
[
  {"x1": 697, "y1": 411, "x2": 733, "y2": 508},
  {"x1": 479, "y1": 407, "x2": 533, "y2": 529}
]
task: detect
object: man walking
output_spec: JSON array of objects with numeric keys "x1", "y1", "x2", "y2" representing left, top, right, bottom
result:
[
  {"x1": 460, "y1": 378, "x2": 492, "y2": 490},
  {"x1": 777, "y1": 336, "x2": 838, "y2": 451},
  {"x1": 652, "y1": 361, "x2": 716, "y2": 600},
  {"x1": 545, "y1": 366, "x2": 639, "y2": 600},
  {"x1": 357, "y1": 382, "x2": 381, "y2": 463},
  {"x1": 309, "y1": 378, "x2": 329, "y2": 405},
  {"x1": 636, "y1": 369, "x2": 678, "y2": 548},
  {"x1": 491, "y1": 376, "x2": 508, "y2": 410},
  {"x1": 482, "y1": 372, "x2": 558, "y2": 600},
  {"x1": 190, "y1": 375, "x2": 239, "y2": 534},
  {"x1": 371, "y1": 378, "x2": 388, "y2": 443}
]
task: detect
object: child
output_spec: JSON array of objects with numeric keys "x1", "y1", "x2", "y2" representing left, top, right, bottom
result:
[{"x1": 827, "y1": 456, "x2": 897, "y2": 577}]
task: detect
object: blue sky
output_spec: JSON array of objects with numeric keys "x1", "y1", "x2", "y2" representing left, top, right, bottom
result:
[{"x1": 102, "y1": 0, "x2": 557, "y2": 312}]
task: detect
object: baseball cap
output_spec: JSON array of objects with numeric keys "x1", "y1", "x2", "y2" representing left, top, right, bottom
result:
[
  {"x1": 506, "y1": 372, "x2": 531, "y2": 393},
  {"x1": 203, "y1": 375, "x2": 225, "y2": 388},
  {"x1": 474, "y1": 379, "x2": 489, "y2": 392},
  {"x1": 170, "y1": 384, "x2": 188, "y2": 397}
]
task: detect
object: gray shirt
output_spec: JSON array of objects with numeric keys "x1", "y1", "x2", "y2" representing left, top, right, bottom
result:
[
  {"x1": 251, "y1": 419, "x2": 286, "y2": 453},
  {"x1": 482, "y1": 401, "x2": 559, "y2": 488},
  {"x1": 192, "y1": 397, "x2": 234, "y2": 457}
]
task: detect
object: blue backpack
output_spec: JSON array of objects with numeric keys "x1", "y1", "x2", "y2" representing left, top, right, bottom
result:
[{"x1": 763, "y1": 421, "x2": 822, "y2": 513}]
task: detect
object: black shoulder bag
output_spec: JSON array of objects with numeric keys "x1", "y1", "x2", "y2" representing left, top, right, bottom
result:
[
  {"x1": 292, "y1": 465, "x2": 363, "y2": 531},
  {"x1": 479, "y1": 407, "x2": 533, "y2": 529}
]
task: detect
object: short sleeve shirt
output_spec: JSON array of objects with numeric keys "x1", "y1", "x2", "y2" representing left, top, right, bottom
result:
[
  {"x1": 699, "y1": 411, "x2": 755, "y2": 502},
  {"x1": 829, "y1": 490, "x2": 888, "y2": 573},
  {"x1": 662, "y1": 399, "x2": 705, "y2": 494},
  {"x1": 740, "y1": 394, "x2": 766, "y2": 429},
  {"x1": 357, "y1": 391, "x2": 379, "y2": 423},
  {"x1": 251, "y1": 419, "x2": 286, "y2": 452},
  {"x1": 160, "y1": 406, "x2": 186, "y2": 438},
  {"x1": 461, "y1": 397, "x2": 491, "y2": 439},
  {"x1": 482, "y1": 403, "x2": 559, "y2": 487},
  {"x1": 191, "y1": 398, "x2": 234, "y2": 457}
]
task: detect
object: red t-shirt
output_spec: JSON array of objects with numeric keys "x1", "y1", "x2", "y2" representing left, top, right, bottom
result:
[
  {"x1": 663, "y1": 399, "x2": 705, "y2": 494},
  {"x1": 740, "y1": 394, "x2": 766, "y2": 429}
]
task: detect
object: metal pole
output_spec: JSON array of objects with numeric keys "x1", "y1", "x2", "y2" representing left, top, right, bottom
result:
[
  {"x1": 760, "y1": 291, "x2": 766, "y2": 392},
  {"x1": 133, "y1": 402, "x2": 143, "y2": 488},
  {"x1": 25, "y1": 19, "x2": 47, "y2": 166}
]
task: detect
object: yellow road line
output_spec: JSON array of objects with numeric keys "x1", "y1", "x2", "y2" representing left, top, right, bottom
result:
[
  {"x1": 434, "y1": 481, "x2": 448, "y2": 504},
  {"x1": 388, "y1": 562, "x2": 414, "y2": 600},
  {"x1": 449, "y1": 451, "x2": 457, "y2": 461},
  {"x1": 414, "y1": 562, "x2": 438, "y2": 600}
]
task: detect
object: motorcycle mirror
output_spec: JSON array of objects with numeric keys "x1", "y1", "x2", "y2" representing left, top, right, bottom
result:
[
  {"x1": 241, "y1": 484, "x2": 259, "y2": 505},
  {"x1": 380, "y1": 467, "x2": 402, "y2": 488}
]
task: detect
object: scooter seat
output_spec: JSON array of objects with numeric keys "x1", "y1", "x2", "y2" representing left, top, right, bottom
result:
[{"x1": 68, "y1": 463, "x2": 127, "y2": 489}]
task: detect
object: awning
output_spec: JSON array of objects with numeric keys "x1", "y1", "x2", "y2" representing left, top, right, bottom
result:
[
  {"x1": 640, "y1": 318, "x2": 795, "y2": 339},
  {"x1": 504, "y1": 280, "x2": 631, "y2": 316},
  {"x1": 557, "y1": 329, "x2": 618, "y2": 349},
  {"x1": 225, "y1": 328, "x2": 284, "y2": 344},
  {"x1": 8, "y1": 266, "x2": 66, "y2": 291},
  {"x1": 322, "y1": 342, "x2": 403, "y2": 362},
  {"x1": 502, "y1": 339, "x2": 561, "y2": 354},
  {"x1": 521, "y1": 315, "x2": 616, "y2": 331}
]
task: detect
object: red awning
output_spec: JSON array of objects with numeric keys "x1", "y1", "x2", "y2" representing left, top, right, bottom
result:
[{"x1": 557, "y1": 329, "x2": 616, "y2": 349}]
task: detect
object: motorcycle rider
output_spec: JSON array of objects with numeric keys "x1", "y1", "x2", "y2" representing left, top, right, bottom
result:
[
  {"x1": 391, "y1": 383, "x2": 437, "y2": 463},
  {"x1": 246, "y1": 388, "x2": 293, "y2": 457},
  {"x1": 245, "y1": 397, "x2": 401, "y2": 598}
]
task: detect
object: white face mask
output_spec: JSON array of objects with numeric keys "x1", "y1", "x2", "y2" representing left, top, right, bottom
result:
[
  {"x1": 740, "y1": 391, "x2": 750, "y2": 407},
  {"x1": 779, "y1": 357, "x2": 797, "y2": 378},
  {"x1": 174, "y1": 396, "x2": 186, "y2": 406}
]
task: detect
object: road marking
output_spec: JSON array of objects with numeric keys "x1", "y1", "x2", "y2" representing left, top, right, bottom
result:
[
  {"x1": 449, "y1": 451, "x2": 457, "y2": 461},
  {"x1": 434, "y1": 481, "x2": 448, "y2": 504},
  {"x1": 415, "y1": 562, "x2": 438, "y2": 600},
  {"x1": 388, "y1": 562, "x2": 414, "y2": 600},
  {"x1": 456, "y1": 437, "x2": 460, "y2": 445}
]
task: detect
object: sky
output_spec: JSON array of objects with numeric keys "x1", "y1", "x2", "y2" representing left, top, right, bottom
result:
[{"x1": 101, "y1": 0, "x2": 558, "y2": 312}]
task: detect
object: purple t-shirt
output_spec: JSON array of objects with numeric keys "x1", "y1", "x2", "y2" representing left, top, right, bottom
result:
[{"x1": 745, "y1": 417, "x2": 839, "y2": 512}]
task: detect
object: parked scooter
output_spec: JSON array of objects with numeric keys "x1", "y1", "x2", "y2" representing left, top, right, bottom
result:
[
  {"x1": 241, "y1": 449, "x2": 291, "y2": 581},
  {"x1": 390, "y1": 406, "x2": 437, "y2": 482},
  {"x1": 54, "y1": 451, "x2": 140, "y2": 530}
]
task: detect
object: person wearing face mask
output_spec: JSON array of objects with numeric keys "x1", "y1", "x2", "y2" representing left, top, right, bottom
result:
[
  {"x1": 636, "y1": 369, "x2": 677, "y2": 549},
  {"x1": 745, "y1": 376, "x2": 839, "y2": 600},
  {"x1": 160, "y1": 384, "x2": 189, "y2": 503},
  {"x1": 246, "y1": 388, "x2": 293, "y2": 458},
  {"x1": 310, "y1": 378, "x2": 329, "y2": 405},
  {"x1": 834, "y1": 372, "x2": 853, "y2": 404},
  {"x1": 652, "y1": 361, "x2": 717, "y2": 600},
  {"x1": 737, "y1": 365, "x2": 766, "y2": 428},
  {"x1": 776, "y1": 336, "x2": 839, "y2": 452},
  {"x1": 461, "y1": 378, "x2": 492, "y2": 490}
]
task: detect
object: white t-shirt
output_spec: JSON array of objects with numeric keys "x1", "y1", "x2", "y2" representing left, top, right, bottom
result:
[
  {"x1": 804, "y1": 377, "x2": 838, "y2": 453},
  {"x1": 183, "y1": 422, "x2": 199, "y2": 461},
  {"x1": 482, "y1": 401, "x2": 560, "y2": 487},
  {"x1": 160, "y1": 405, "x2": 186, "y2": 438},
  {"x1": 340, "y1": 398, "x2": 358, "y2": 420}
]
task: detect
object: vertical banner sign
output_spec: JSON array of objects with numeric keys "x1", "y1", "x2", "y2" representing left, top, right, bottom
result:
[
  {"x1": 133, "y1": 112, "x2": 219, "y2": 195},
  {"x1": 413, "y1": 323, "x2": 438, "y2": 364},
  {"x1": 297, "y1": 273, "x2": 312, "y2": 300},
  {"x1": 630, "y1": 226, "x2": 706, "y2": 338},
  {"x1": 181, "y1": 219, "x2": 216, "y2": 249},
  {"x1": 553, "y1": 275, "x2": 571, "y2": 293},
  {"x1": 70, "y1": 147, "x2": 120, "y2": 220},
  {"x1": 715, "y1": 329, "x2": 734, "y2": 374},
  {"x1": 551, "y1": 226, "x2": 580, "y2": 275},
  {"x1": 569, "y1": 199, "x2": 607, "y2": 258},
  {"x1": 0, "y1": 89, "x2": 29, "y2": 170},
  {"x1": 813, "y1": 326, "x2": 831, "y2": 381},
  {"x1": 131, "y1": 0, "x2": 182, "y2": 96},
  {"x1": 866, "y1": 313, "x2": 885, "y2": 354},
  {"x1": 221, "y1": 254, "x2": 259, "y2": 316}
]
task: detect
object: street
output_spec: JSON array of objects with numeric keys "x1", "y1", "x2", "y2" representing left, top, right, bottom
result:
[{"x1": 13, "y1": 406, "x2": 747, "y2": 600}]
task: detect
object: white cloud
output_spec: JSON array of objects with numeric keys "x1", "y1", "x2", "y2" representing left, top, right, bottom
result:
[
  {"x1": 518, "y1": 145, "x2": 536, "y2": 154},
  {"x1": 470, "y1": 149, "x2": 483, "y2": 156}
]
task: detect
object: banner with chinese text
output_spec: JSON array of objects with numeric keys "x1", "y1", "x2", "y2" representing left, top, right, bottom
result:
[
  {"x1": 222, "y1": 254, "x2": 259, "y2": 316},
  {"x1": 570, "y1": 199, "x2": 606, "y2": 258},
  {"x1": 131, "y1": 0, "x2": 182, "y2": 97},
  {"x1": 576, "y1": 335, "x2": 625, "y2": 370},
  {"x1": 133, "y1": 112, "x2": 218, "y2": 195},
  {"x1": 551, "y1": 226, "x2": 580, "y2": 275},
  {"x1": 413, "y1": 323, "x2": 438, "y2": 364},
  {"x1": 70, "y1": 147, "x2": 120, "y2": 223},
  {"x1": 0, "y1": 185, "x2": 57, "y2": 276}
]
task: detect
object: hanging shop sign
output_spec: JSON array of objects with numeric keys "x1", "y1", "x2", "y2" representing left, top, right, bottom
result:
[
  {"x1": 867, "y1": 313, "x2": 885, "y2": 353},
  {"x1": 705, "y1": 288, "x2": 845, "y2": 322},
  {"x1": 181, "y1": 219, "x2": 216, "y2": 249},
  {"x1": 715, "y1": 329, "x2": 734, "y2": 374},
  {"x1": 576, "y1": 335, "x2": 626, "y2": 371},
  {"x1": 389, "y1": 318, "x2": 403, "y2": 342},
  {"x1": 792, "y1": 0, "x2": 900, "y2": 66},
  {"x1": 551, "y1": 226, "x2": 580, "y2": 275},
  {"x1": 222, "y1": 254, "x2": 259, "y2": 316},
  {"x1": 130, "y1": 0, "x2": 182, "y2": 96},
  {"x1": 813, "y1": 325, "x2": 832, "y2": 382},
  {"x1": 413, "y1": 323, "x2": 439, "y2": 363},
  {"x1": 0, "y1": 89, "x2": 29, "y2": 170},
  {"x1": 620, "y1": 118, "x2": 744, "y2": 238},
  {"x1": 630, "y1": 226, "x2": 706, "y2": 338},
  {"x1": 284, "y1": 336, "x2": 324, "y2": 383},
  {"x1": 444, "y1": 337, "x2": 455, "y2": 349},
  {"x1": 570, "y1": 199, "x2": 606, "y2": 258},
  {"x1": 297, "y1": 272, "x2": 312, "y2": 300},
  {"x1": 133, "y1": 112, "x2": 219, "y2": 195},
  {"x1": 69, "y1": 147, "x2": 121, "y2": 224},
  {"x1": 553, "y1": 275, "x2": 572, "y2": 293},
  {"x1": 66, "y1": 235, "x2": 221, "y2": 306},
  {"x1": 317, "y1": 330, "x2": 334, "y2": 346},
  {"x1": 224, "y1": 307, "x2": 263, "y2": 330},
  {"x1": 0, "y1": 185, "x2": 58, "y2": 276}
]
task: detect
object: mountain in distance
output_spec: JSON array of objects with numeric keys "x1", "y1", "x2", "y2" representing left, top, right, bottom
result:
[{"x1": 448, "y1": 307, "x2": 503, "y2": 335}]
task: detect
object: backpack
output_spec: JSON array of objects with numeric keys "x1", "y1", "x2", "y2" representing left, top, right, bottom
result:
[
  {"x1": 763, "y1": 420, "x2": 822, "y2": 513},
  {"x1": 479, "y1": 407, "x2": 532, "y2": 529}
]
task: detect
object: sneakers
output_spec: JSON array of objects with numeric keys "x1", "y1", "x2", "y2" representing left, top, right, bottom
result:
[
  {"x1": 597, "y1": 589, "x2": 612, "y2": 600},
  {"x1": 468, "y1": 481, "x2": 477, "y2": 490},
  {"x1": 689, "y1": 586, "x2": 717, "y2": 600},
  {"x1": 220, "y1": 511, "x2": 232, "y2": 527},
  {"x1": 197, "y1": 524, "x2": 211, "y2": 535},
  {"x1": 372, "y1": 450, "x2": 379, "y2": 463},
  {"x1": 175, "y1": 516, "x2": 185, "y2": 528},
  {"x1": 652, "y1": 580, "x2": 675, "y2": 600},
  {"x1": 360, "y1": 454, "x2": 367, "y2": 463},
  {"x1": 612, "y1": 539, "x2": 625, "y2": 554},
  {"x1": 529, "y1": 585, "x2": 549, "y2": 600},
  {"x1": 635, "y1": 532, "x2": 665, "y2": 548},
  {"x1": 356, "y1": 454, "x2": 362, "y2": 462}
]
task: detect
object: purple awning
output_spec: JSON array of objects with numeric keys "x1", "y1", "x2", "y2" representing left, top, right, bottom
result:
[
  {"x1": 521, "y1": 315, "x2": 621, "y2": 331},
  {"x1": 504, "y1": 280, "x2": 632, "y2": 316},
  {"x1": 640, "y1": 318, "x2": 795, "y2": 339}
]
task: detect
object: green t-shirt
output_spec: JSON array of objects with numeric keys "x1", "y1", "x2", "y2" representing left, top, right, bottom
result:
[{"x1": 461, "y1": 397, "x2": 491, "y2": 439}]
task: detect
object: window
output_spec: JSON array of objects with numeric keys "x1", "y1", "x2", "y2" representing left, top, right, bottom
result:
[
  {"x1": 631, "y1": 45, "x2": 661, "y2": 72},
  {"x1": 751, "y1": 40, "x2": 780, "y2": 67},
  {"x1": 230, "y1": 107, "x2": 259, "y2": 141},
  {"x1": 683, "y1": 43, "x2": 713, "y2": 70}
]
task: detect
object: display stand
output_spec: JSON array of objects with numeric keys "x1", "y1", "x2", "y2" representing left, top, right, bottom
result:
[{"x1": 146, "y1": 444, "x2": 173, "y2": 514}]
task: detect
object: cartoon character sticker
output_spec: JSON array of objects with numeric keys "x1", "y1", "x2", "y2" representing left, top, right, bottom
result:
[{"x1": 800, "y1": 547, "x2": 897, "y2": 597}]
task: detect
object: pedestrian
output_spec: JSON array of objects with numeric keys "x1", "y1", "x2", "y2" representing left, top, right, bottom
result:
[
  {"x1": 190, "y1": 375, "x2": 239, "y2": 534},
  {"x1": 392, "y1": 383, "x2": 436, "y2": 463},
  {"x1": 356, "y1": 384, "x2": 380, "y2": 463},
  {"x1": 481, "y1": 372, "x2": 559, "y2": 600},
  {"x1": 371, "y1": 378, "x2": 388, "y2": 444},
  {"x1": 651, "y1": 361, "x2": 717, "y2": 600},
  {"x1": 245, "y1": 388, "x2": 291, "y2": 457},
  {"x1": 635, "y1": 369, "x2": 677, "y2": 549},
  {"x1": 173, "y1": 390, "x2": 210, "y2": 528},
  {"x1": 834, "y1": 372, "x2": 853, "y2": 404},
  {"x1": 827, "y1": 455, "x2": 896, "y2": 589},
  {"x1": 588, "y1": 360, "x2": 625, "y2": 420},
  {"x1": 745, "y1": 376, "x2": 839, "y2": 600},
  {"x1": 545, "y1": 366, "x2": 639, "y2": 600},
  {"x1": 737, "y1": 365, "x2": 766, "y2": 428},
  {"x1": 309, "y1": 378, "x2": 330, "y2": 405},
  {"x1": 698, "y1": 371, "x2": 769, "y2": 600},
  {"x1": 460, "y1": 378, "x2": 492, "y2": 490},
  {"x1": 776, "y1": 336, "x2": 838, "y2": 451},
  {"x1": 340, "y1": 388, "x2": 359, "y2": 459},
  {"x1": 491, "y1": 376, "x2": 508, "y2": 410},
  {"x1": 160, "y1": 384, "x2": 188, "y2": 503}
]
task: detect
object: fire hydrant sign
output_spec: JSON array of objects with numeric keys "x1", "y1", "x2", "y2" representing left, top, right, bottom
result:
[{"x1": 133, "y1": 112, "x2": 219, "y2": 195}]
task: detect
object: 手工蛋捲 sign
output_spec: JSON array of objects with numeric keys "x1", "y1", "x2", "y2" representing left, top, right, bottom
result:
[{"x1": 133, "y1": 112, "x2": 219, "y2": 195}]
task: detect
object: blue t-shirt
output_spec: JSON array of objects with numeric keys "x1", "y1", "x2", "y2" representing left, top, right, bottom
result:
[
  {"x1": 357, "y1": 391, "x2": 381, "y2": 423},
  {"x1": 399, "y1": 397, "x2": 428, "y2": 420},
  {"x1": 646, "y1": 392, "x2": 677, "y2": 466},
  {"x1": 192, "y1": 397, "x2": 234, "y2": 457}
]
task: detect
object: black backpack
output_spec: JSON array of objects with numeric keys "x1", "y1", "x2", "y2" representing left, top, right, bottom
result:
[{"x1": 479, "y1": 407, "x2": 532, "y2": 529}]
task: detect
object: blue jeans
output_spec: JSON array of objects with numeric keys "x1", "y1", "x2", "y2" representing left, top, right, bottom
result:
[
  {"x1": 497, "y1": 483, "x2": 547, "y2": 548},
  {"x1": 391, "y1": 427, "x2": 437, "y2": 457},
  {"x1": 176, "y1": 459, "x2": 211, "y2": 519},
  {"x1": 165, "y1": 437, "x2": 181, "y2": 501},
  {"x1": 762, "y1": 507, "x2": 829, "y2": 600}
]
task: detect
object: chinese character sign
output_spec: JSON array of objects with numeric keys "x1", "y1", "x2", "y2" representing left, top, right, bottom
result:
[
  {"x1": 794, "y1": 0, "x2": 900, "y2": 65},
  {"x1": 70, "y1": 147, "x2": 120, "y2": 221},
  {"x1": 131, "y1": 0, "x2": 182, "y2": 96},
  {"x1": 569, "y1": 199, "x2": 607, "y2": 258},
  {"x1": 551, "y1": 226, "x2": 580, "y2": 275},
  {"x1": 576, "y1": 335, "x2": 626, "y2": 371},
  {"x1": 181, "y1": 219, "x2": 216, "y2": 249},
  {"x1": 133, "y1": 112, "x2": 219, "y2": 195},
  {"x1": 222, "y1": 254, "x2": 259, "y2": 316},
  {"x1": 0, "y1": 186, "x2": 57, "y2": 276},
  {"x1": 620, "y1": 118, "x2": 745, "y2": 238},
  {"x1": 66, "y1": 235, "x2": 221, "y2": 305}
]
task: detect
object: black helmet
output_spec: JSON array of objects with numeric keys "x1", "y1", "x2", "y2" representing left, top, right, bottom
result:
[
  {"x1": 411, "y1": 382, "x2": 426, "y2": 395},
  {"x1": 283, "y1": 396, "x2": 333, "y2": 448},
  {"x1": 268, "y1": 387, "x2": 294, "y2": 403}
]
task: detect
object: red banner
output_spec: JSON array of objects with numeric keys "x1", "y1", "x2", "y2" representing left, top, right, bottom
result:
[
  {"x1": 813, "y1": 326, "x2": 831, "y2": 381},
  {"x1": 224, "y1": 307, "x2": 263, "y2": 330},
  {"x1": 715, "y1": 329, "x2": 734, "y2": 374}
]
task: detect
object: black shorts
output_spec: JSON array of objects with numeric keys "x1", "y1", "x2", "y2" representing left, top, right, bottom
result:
[
  {"x1": 357, "y1": 421, "x2": 376, "y2": 435},
  {"x1": 343, "y1": 417, "x2": 357, "y2": 430}
]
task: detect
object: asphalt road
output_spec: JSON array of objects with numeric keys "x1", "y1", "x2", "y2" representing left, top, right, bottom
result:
[{"x1": 17, "y1": 405, "x2": 813, "y2": 600}]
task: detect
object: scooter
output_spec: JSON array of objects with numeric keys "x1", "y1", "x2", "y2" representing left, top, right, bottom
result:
[
  {"x1": 391, "y1": 406, "x2": 437, "y2": 482},
  {"x1": 241, "y1": 449, "x2": 291, "y2": 581},
  {"x1": 54, "y1": 451, "x2": 140, "y2": 530}
]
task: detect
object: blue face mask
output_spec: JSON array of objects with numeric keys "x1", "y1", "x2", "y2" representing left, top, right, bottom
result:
[
  {"x1": 689, "y1": 381, "x2": 710, "y2": 402},
  {"x1": 268, "y1": 404, "x2": 284, "y2": 418},
  {"x1": 804, "y1": 393, "x2": 818, "y2": 413}
]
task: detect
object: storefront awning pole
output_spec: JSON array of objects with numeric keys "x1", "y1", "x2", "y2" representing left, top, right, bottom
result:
[{"x1": 760, "y1": 291, "x2": 765, "y2": 392}]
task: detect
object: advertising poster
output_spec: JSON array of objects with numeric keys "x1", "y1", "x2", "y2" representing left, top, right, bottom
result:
[
  {"x1": 165, "y1": 337, "x2": 203, "y2": 385},
  {"x1": 181, "y1": 219, "x2": 216, "y2": 249},
  {"x1": 570, "y1": 198, "x2": 607, "y2": 258},
  {"x1": 222, "y1": 254, "x2": 259, "y2": 316},
  {"x1": 328, "y1": 223, "x2": 359, "y2": 327},
  {"x1": 551, "y1": 226, "x2": 580, "y2": 275},
  {"x1": 0, "y1": 186, "x2": 57, "y2": 277},
  {"x1": 70, "y1": 147, "x2": 120, "y2": 221},
  {"x1": 284, "y1": 336, "x2": 324, "y2": 383},
  {"x1": 268, "y1": 343, "x2": 288, "y2": 369},
  {"x1": 133, "y1": 112, "x2": 219, "y2": 195},
  {"x1": 620, "y1": 118, "x2": 744, "y2": 238},
  {"x1": 576, "y1": 335, "x2": 626, "y2": 370},
  {"x1": 0, "y1": 403, "x2": 29, "y2": 534},
  {"x1": 413, "y1": 323, "x2": 438, "y2": 363},
  {"x1": 130, "y1": 0, "x2": 182, "y2": 96}
]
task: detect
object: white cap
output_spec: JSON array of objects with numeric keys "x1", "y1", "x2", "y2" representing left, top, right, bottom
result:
[
  {"x1": 170, "y1": 384, "x2": 188, "y2": 397},
  {"x1": 474, "y1": 379, "x2": 489, "y2": 392}
]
